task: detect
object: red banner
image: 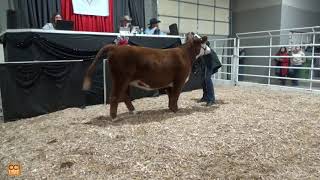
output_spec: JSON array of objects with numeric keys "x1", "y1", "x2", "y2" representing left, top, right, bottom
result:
[{"x1": 61, "y1": 0, "x2": 114, "y2": 32}]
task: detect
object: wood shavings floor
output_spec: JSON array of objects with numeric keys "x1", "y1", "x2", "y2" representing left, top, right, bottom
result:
[{"x1": 1, "y1": 85, "x2": 320, "y2": 179}]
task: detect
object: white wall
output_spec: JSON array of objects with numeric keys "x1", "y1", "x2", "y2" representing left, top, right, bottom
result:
[
  {"x1": 144, "y1": 0, "x2": 157, "y2": 28},
  {"x1": 0, "y1": 0, "x2": 9, "y2": 32},
  {"x1": 281, "y1": 0, "x2": 320, "y2": 29},
  {"x1": 231, "y1": 0, "x2": 282, "y2": 83},
  {"x1": 282, "y1": 0, "x2": 320, "y2": 13},
  {"x1": 232, "y1": 0, "x2": 281, "y2": 12},
  {"x1": 0, "y1": 44, "x2": 4, "y2": 63},
  {"x1": 157, "y1": 0, "x2": 230, "y2": 36},
  {"x1": 279, "y1": 0, "x2": 320, "y2": 45}
]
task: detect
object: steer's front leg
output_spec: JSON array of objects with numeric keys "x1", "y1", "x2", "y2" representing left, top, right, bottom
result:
[
  {"x1": 168, "y1": 81, "x2": 184, "y2": 112},
  {"x1": 169, "y1": 96, "x2": 179, "y2": 112},
  {"x1": 110, "y1": 96, "x2": 119, "y2": 119}
]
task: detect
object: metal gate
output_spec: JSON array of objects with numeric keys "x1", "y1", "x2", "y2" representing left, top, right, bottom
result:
[
  {"x1": 102, "y1": 26, "x2": 320, "y2": 97},
  {"x1": 235, "y1": 26, "x2": 320, "y2": 93},
  {"x1": 208, "y1": 37, "x2": 237, "y2": 85}
]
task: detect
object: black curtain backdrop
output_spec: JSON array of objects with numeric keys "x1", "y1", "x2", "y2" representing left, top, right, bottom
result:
[
  {"x1": 12, "y1": 0, "x2": 61, "y2": 29},
  {"x1": 0, "y1": 61, "x2": 88, "y2": 122},
  {"x1": 113, "y1": 0, "x2": 145, "y2": 32},
  {"x1": 0, "y1": 31, "x2": 185, "y2": 121},
  {"x1": 1, "y1": 31, "x2": 118, "y2": 107},
  {"x1": 1, "y1": 32, "x2": 117, "y2": 61},
  {"x1": 113, "y1": 0, "x2": 129, "y2": 33},
  {"x1": 128, "y1": 0, "x2": 145, "y2": 28}
]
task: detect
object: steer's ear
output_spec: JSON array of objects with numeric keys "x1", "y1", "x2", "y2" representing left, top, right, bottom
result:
[
  {"x1": 201, "y1": 36, "x2": 208, "y2": 43},
  {"x1": 186, "y1": 32, "x2": 194, "y2": 42}
]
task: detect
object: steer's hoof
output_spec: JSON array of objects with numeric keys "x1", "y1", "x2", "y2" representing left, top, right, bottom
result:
[
  {"x1": 169, "y1": 107, "x2": 178, "y2": 113},
  {"x1": 111, "y1": 117, "x2": 120, "y2": 122},
  {"x1": 110, "y1": 113, "x2": 117, "y2": 121},
  {"x1": 129, "y1": 110, "x2": 137, "y2": 115}
]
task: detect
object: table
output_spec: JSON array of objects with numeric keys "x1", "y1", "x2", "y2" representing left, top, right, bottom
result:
[{"x1": 0, "y1": 29, "x2": 182, "y2": 62}]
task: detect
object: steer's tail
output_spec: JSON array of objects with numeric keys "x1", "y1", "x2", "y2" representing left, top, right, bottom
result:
[{"x1": 82, "y1": 44, "x2": 115, "y2": 91}]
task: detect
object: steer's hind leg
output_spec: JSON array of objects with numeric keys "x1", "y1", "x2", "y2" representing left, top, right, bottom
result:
[
  {"x1": 169, "y1": 81, "x2": 184, "y2": 113},
  {"x1": 124, "y1": 87, "x2": 136, "y2": 114},
  {"x1": 109, "y1": 87, "x2": 120, "y2": 119},
  {"x1": 165, "y1": 87, "x2": 173, "y2": 109},
  {"x1": 110, "y1": 80, "x2": 130, "y2": 119}
]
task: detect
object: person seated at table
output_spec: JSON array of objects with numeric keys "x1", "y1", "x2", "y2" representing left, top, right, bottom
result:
[
  {"x1": 117, "y1": 15, "x2": 132, "y2": 32},
  {"x1": 144, "y1": 18, "x2": 166, "y2": 35},
  {"x1": 42, "y1": 13, "x2": 62, "y2": 30}
]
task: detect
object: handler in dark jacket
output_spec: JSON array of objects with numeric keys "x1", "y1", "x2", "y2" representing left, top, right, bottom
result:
[{"x1": 198, "y1": 41, "x2": 222, "y2": 106}]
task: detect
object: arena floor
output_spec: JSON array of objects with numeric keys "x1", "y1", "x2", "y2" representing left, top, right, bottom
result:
[{"x1": 1, "y1": 85, "x2": 320, "y2": 179}]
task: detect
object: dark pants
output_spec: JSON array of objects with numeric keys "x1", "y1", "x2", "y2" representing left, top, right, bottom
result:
[
  {"x1": 292, "y1": 65, "x2": 302, "y2": 86},
  {"x1": 201, "y1": 67, "x2": 215, "y2": 102}
]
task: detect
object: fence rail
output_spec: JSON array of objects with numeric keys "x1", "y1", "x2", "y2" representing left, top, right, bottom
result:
[{"x1": 209, "y1": 25, "x2": 320, "y2": 92}]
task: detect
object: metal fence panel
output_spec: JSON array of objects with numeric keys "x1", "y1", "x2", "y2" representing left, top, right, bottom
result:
[{"x1": 236, "y1": 26, "x2": 320, "y2": 92}]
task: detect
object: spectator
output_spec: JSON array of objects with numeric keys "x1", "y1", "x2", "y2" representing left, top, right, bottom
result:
[
  {"x1": 145, "y1": 18, "x2": 166, "y2": 35},
  {"x1": 290, "y1": 46, "x2": 306, "y2": 86},
  {"x1": 238, "y1": 48, "x2": 246, "y2": 81},
  {"x1": 274, "y1": 47, "x2": 290, "y2": 85},
  {"x1": 117, "y1": 15, "x2": 132, "y2": 33},
  {"x1": 42, "y1": 13, "x2": 62, "y2": 30}
]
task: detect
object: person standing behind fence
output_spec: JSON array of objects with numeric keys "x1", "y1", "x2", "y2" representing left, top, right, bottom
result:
[
  {"x1": 274, "y1": 47, "x2": 290, "y2": 85},
  {"x1": 238, "y1": 48, "x2": 246, "y2": 81},
  {"x1": 290, "y1": 47, "x2": 306, "y2": 86}
]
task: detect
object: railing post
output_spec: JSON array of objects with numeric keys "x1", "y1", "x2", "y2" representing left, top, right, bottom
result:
[
  {"x1": 213, "y1": 40, "x2": 219, "y2": 80},
  {"x1": 230, "y1": 40, "x2": 234, "y2": 84},
  {"x1": 268, "y1": 33, "x2": 272, "y2": 86},
  {"x1": 235, "y1": 38, "x2": 240, "y2": 86},
  {"x1": 310, "y1": 28, "x2": 316, "y2": 91},
  {"x1": 0, "y1": 89, "x2": 3, "y2": 123},
  {"x1": 103, "y1": 59, "x2": 107, "y2": 105},
  {"x1": 300, "y1": 33, "x2": 303, "y2": 47}
]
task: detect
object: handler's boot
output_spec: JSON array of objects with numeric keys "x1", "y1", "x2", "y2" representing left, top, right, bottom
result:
[
  {"x1": 206, "y1": 101, "x2": 215, "y2": 106},
  {"x1": 197, "y1": 98, "x2": 206, "y2": 103}
]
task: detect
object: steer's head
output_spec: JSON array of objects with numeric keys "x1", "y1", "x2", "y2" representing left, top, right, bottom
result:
[{"x1": 185, "y1": 32, "x2": 210, "y2": 60}]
